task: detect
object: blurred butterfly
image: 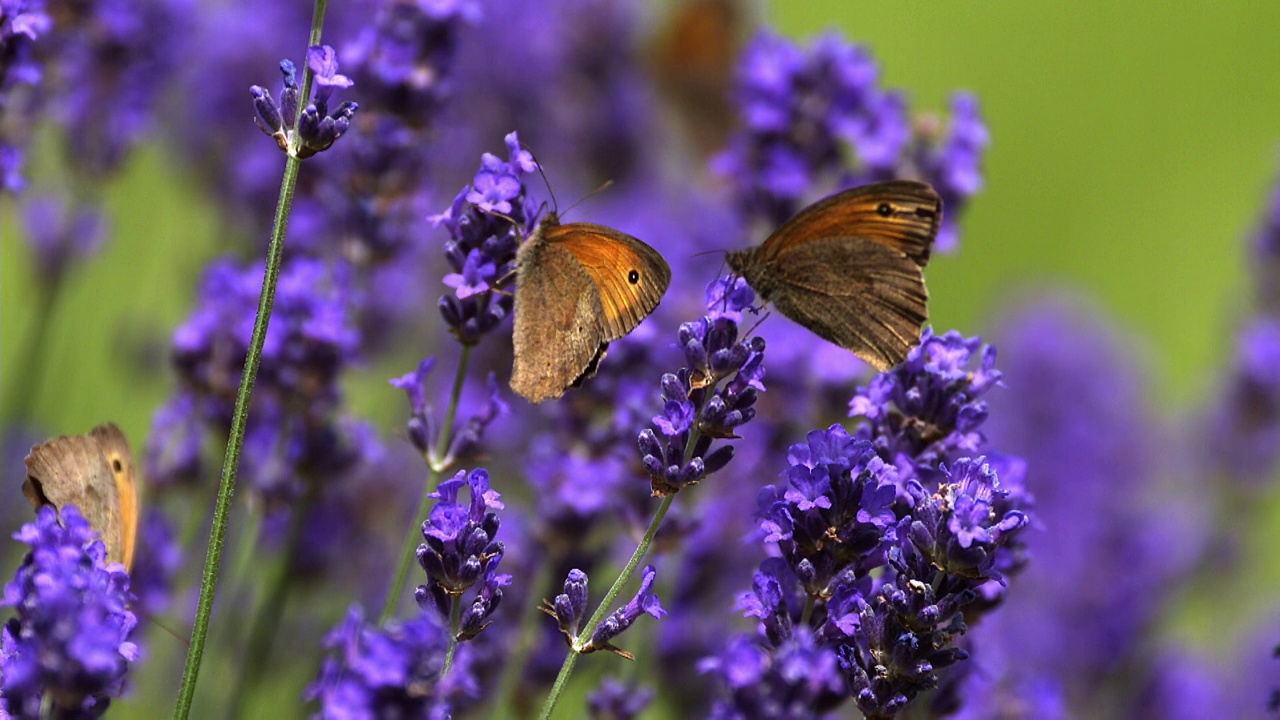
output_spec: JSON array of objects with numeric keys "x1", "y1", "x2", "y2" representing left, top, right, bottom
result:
[
  {"x1": 727, "y1": 180, "x2": 942, "y2": 370},
  {"x1": 24, "y1": 423, "x2": 139, "y2": 570},
  {"x1": 510, "y1": 208, "x2": 672, "y2": 403}
]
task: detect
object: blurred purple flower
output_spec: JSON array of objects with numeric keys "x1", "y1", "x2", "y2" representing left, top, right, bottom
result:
[
  {"x1": 701, "y1": 630, "x2": 848, "y2": 719},
  {"x1": 1, "y1": 507, "x2": 138, "y2": 718},
  {"x1": 586, "y1": 677, "x2": 653, "y2": 720},
  {"x1": 716, "y1": 31, "x2": 987, "y2": 251},
  {"x1": 20, "y1": 193, "x2": 107, "y2": 286},
  {"x1": 307, "y1": 605, "x2": 478, "y2": 718},
  {"x1": 967, "y1": 296, "x2": 1201, "y2": 717}
]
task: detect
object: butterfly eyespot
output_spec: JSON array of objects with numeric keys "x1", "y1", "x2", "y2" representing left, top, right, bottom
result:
[
  {"x1": 628, "y1": 270, "x2": 640, "y2": 284},
  {"x1": 876, "y1": 203, "x2": 893, "y2": 217},
  {"x1": 112, "y1": 459, "x2": 123, "y2": 472}
]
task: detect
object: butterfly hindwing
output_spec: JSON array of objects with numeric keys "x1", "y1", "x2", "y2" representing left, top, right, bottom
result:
[{"x1": 762, "y1": 236, "x2": 928, "y2": 371}]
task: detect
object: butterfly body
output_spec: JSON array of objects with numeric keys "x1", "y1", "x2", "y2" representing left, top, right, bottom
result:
[
  {"x1": 727, "y1": 180, "x2": 942, "y2": 371},
  {"x1": 23, "y1": 423, "x2": 139, "y2": 570},
  {"x1": 511, "y1": 211, "x2": 671, "y2": 403}
]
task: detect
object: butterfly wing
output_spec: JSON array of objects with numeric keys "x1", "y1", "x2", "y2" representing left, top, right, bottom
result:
[
  {"x1": 758, "y1": 180, "x2": 941, "y2": 267},
  {"x1": 512, "y1": 236, "x2": 605, "y2": 403},
  {"x1": 549, "y1": 222, "x2": 672, "y2": 341},
  {"x1": 763, "y1": 236, "x2": 928, "y2": 371},
  {"x1": 23, "y1": 426, "x2": 128, "y2": 568},
  {"x1": 511, "y1": 221, "x2": 671, "y2": 403},
  {"x1": 91, "y1": 424, "x2": 138, "y2": 571}
]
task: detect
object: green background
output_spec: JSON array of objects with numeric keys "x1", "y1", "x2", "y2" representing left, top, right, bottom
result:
[{"x1": 4, "y1": 0, "x2": 1280, "y2": 715}]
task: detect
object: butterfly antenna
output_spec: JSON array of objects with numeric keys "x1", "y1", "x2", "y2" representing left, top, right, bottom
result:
[
  {"x1": 521, "y1": 143, "x2": 560, "y2": 214},
  {"x1": 562, "y1": 179, "x2": 615, "y2": 218}
]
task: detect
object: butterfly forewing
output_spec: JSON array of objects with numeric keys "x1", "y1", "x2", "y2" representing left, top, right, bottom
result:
[
  {"x1": 758, "y1": 180, "x2": 940, "y2": 267},
  {"x1": 546, "y1": 222, "x2": 672, "y2": 340},
  {"x1": 23, "y1": 426, "x2": 130, "y2": 568},
  {"x1": 510, "y1": 216, "x2": 672, "y2": 403}
]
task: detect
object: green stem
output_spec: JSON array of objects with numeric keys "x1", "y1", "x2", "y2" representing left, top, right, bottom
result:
[
  {"x1": 224, "y1": 490, "x2": 312, "y2": 718},
  {"x1": 536, "y1": 494, "x2": 676, "y2": 720},
  {"x1": 378, "y1": 344, "x2": 474, "y2": 625},
  {"x1": 171, "y1": 155, "x2": 301, "y2": 719},
  {"x1": 442, "y1": 591, "x2": 465, "y2": 676},
  {"x1": 172, "y1": 6, "x2": 329, "y2": 716}
]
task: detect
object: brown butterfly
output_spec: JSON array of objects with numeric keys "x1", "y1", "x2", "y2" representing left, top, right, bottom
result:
[
  {"x1": 727, "y1": 180, "x2": 942, "y2": 370},
  {"x1": 23, "y1": 423, "x2": 140, "y2": 570},
  {"x1": 510, "y1": 210, "x2": 672, "y2": 403}
]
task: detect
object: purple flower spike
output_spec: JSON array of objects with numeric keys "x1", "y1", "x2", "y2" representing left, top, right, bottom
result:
[
  {"x1": 435, "y1": 132, "x2": 537, "y2": 344},
  {"x1": 1, "y1": 507, "x2": 139, "y2": 717},
  {"x1": 639, "y1": 276, "x2": 767, "y2": 494},
  {"x1": 414, "y1": 468, "x2": 508, "y2": 640},
  {"x1": 717, "y1": 31, "x2": 985, "y2": 250},
  {"x1": 391, "y1": 356, "x2": 438, "y2": 454},
  {"x1": 586, "y1": 565, "x2": 666, "y2": 659},
  {"x1": 546, "y1": 568, "x2": 590, "y2": 641},
  {"x1": 252, "y1": 49, "x2": 358, "y2": 159}
]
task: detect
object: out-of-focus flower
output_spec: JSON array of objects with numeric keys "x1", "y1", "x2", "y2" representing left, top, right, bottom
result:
[
  {"x1": 1, "y1": 507, "x2": 138, "y2": 717},
  {"x1": 307, "y1": 605, "x2": 479, "y2": 719}
]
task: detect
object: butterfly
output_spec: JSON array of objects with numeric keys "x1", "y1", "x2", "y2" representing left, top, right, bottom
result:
[
  {"x1": 510, "y1": 210, "x2": 671, "y2": 403},
  {"x1": 23, "y1": 423, "x2": 139, "y2": 570},
  {"x1": 726, "y1": 180, "x2": 942, "y2": 370}
]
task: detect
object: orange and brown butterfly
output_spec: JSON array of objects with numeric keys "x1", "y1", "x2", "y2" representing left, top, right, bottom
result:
[
  {"x1": 510, "y1": 209, "x2": 671, "y2": 403},
  {"x1": 23, "y1": 423, "x2": 140, "y2": 571},
  {"x1": 727, "y1": 180, "x2": 942, "y2": 370}
]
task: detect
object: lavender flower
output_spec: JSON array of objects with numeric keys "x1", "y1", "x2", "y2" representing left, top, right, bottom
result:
[
  {"x1": 1, "y1": 507, "x2": 138, "y2": 717},
  {"x1": 708, "y1": 329, "x2": 1031, "y2": 717},
  {"x1": 964, "y1": 297, "x2": 1200, "y2": 716},
  {"x1": 152, "y1": 256, "x2": 365, "y2": 506},
  {"x1": 390, "y1": 357, "x2": 508, "y2": 463},
  {"x1": 1204, "y1": 169, "x2": 1280, "y2": 482},
  {"x1": 701, "y1": 630, "x2": 848, "y2": 719},
  {"x1": 910, "y1": 92, "x2": 990, "y2": 252},
  {"x1": 431, "y1": 131, "x2": 535, "y2": 344},
  {"x1": 128, "y1": 509, "x2": 181, "y2": 619},
  {"x1": 252, "y1": 47, "x2": 359, "y2": 159},
  {"x1": 638, "y1": 276, "x2": 765, "y2": 495},
  {"x1": 585, "y1": 565, "x2": 666, "y2": 657},
  {"x1": 0, "y1": 0, "x2": 50, "y2": 194},
  {"x1": 40, "y1": 0, "x2": 190, "y2": 179},
  {"x1": 586, "y1": 677, "x2": 654, "y2": 720},
  {"x1": 545, "y1": 566, "x2": 666, "y2": 660},
  {"x1": 415, "y1": 468, "x2": 510, "y2": 640},
  {"x1": 307, "y1": 605, "x2": 479, "y2": 719},
  {"x1": 20, "y1": 193, "x2": 107, "y2": 287},
  {"x1": 715, "y1": 31, "x2": 987, "y2": 250}
]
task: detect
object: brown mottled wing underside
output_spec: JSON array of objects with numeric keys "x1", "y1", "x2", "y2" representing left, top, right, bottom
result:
[
  {"x1": 758, "y1": 180, "x2": 941, "y2": 268},
  {"x1": 755, "y1": 237, "x2": 928, "y2": 371},
  {"x1": 510, "y1": 221, "x2": 671, "y2": 403},
  {"x1": 23, "y1": 424, "x2": 132, "y2": 568}
]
